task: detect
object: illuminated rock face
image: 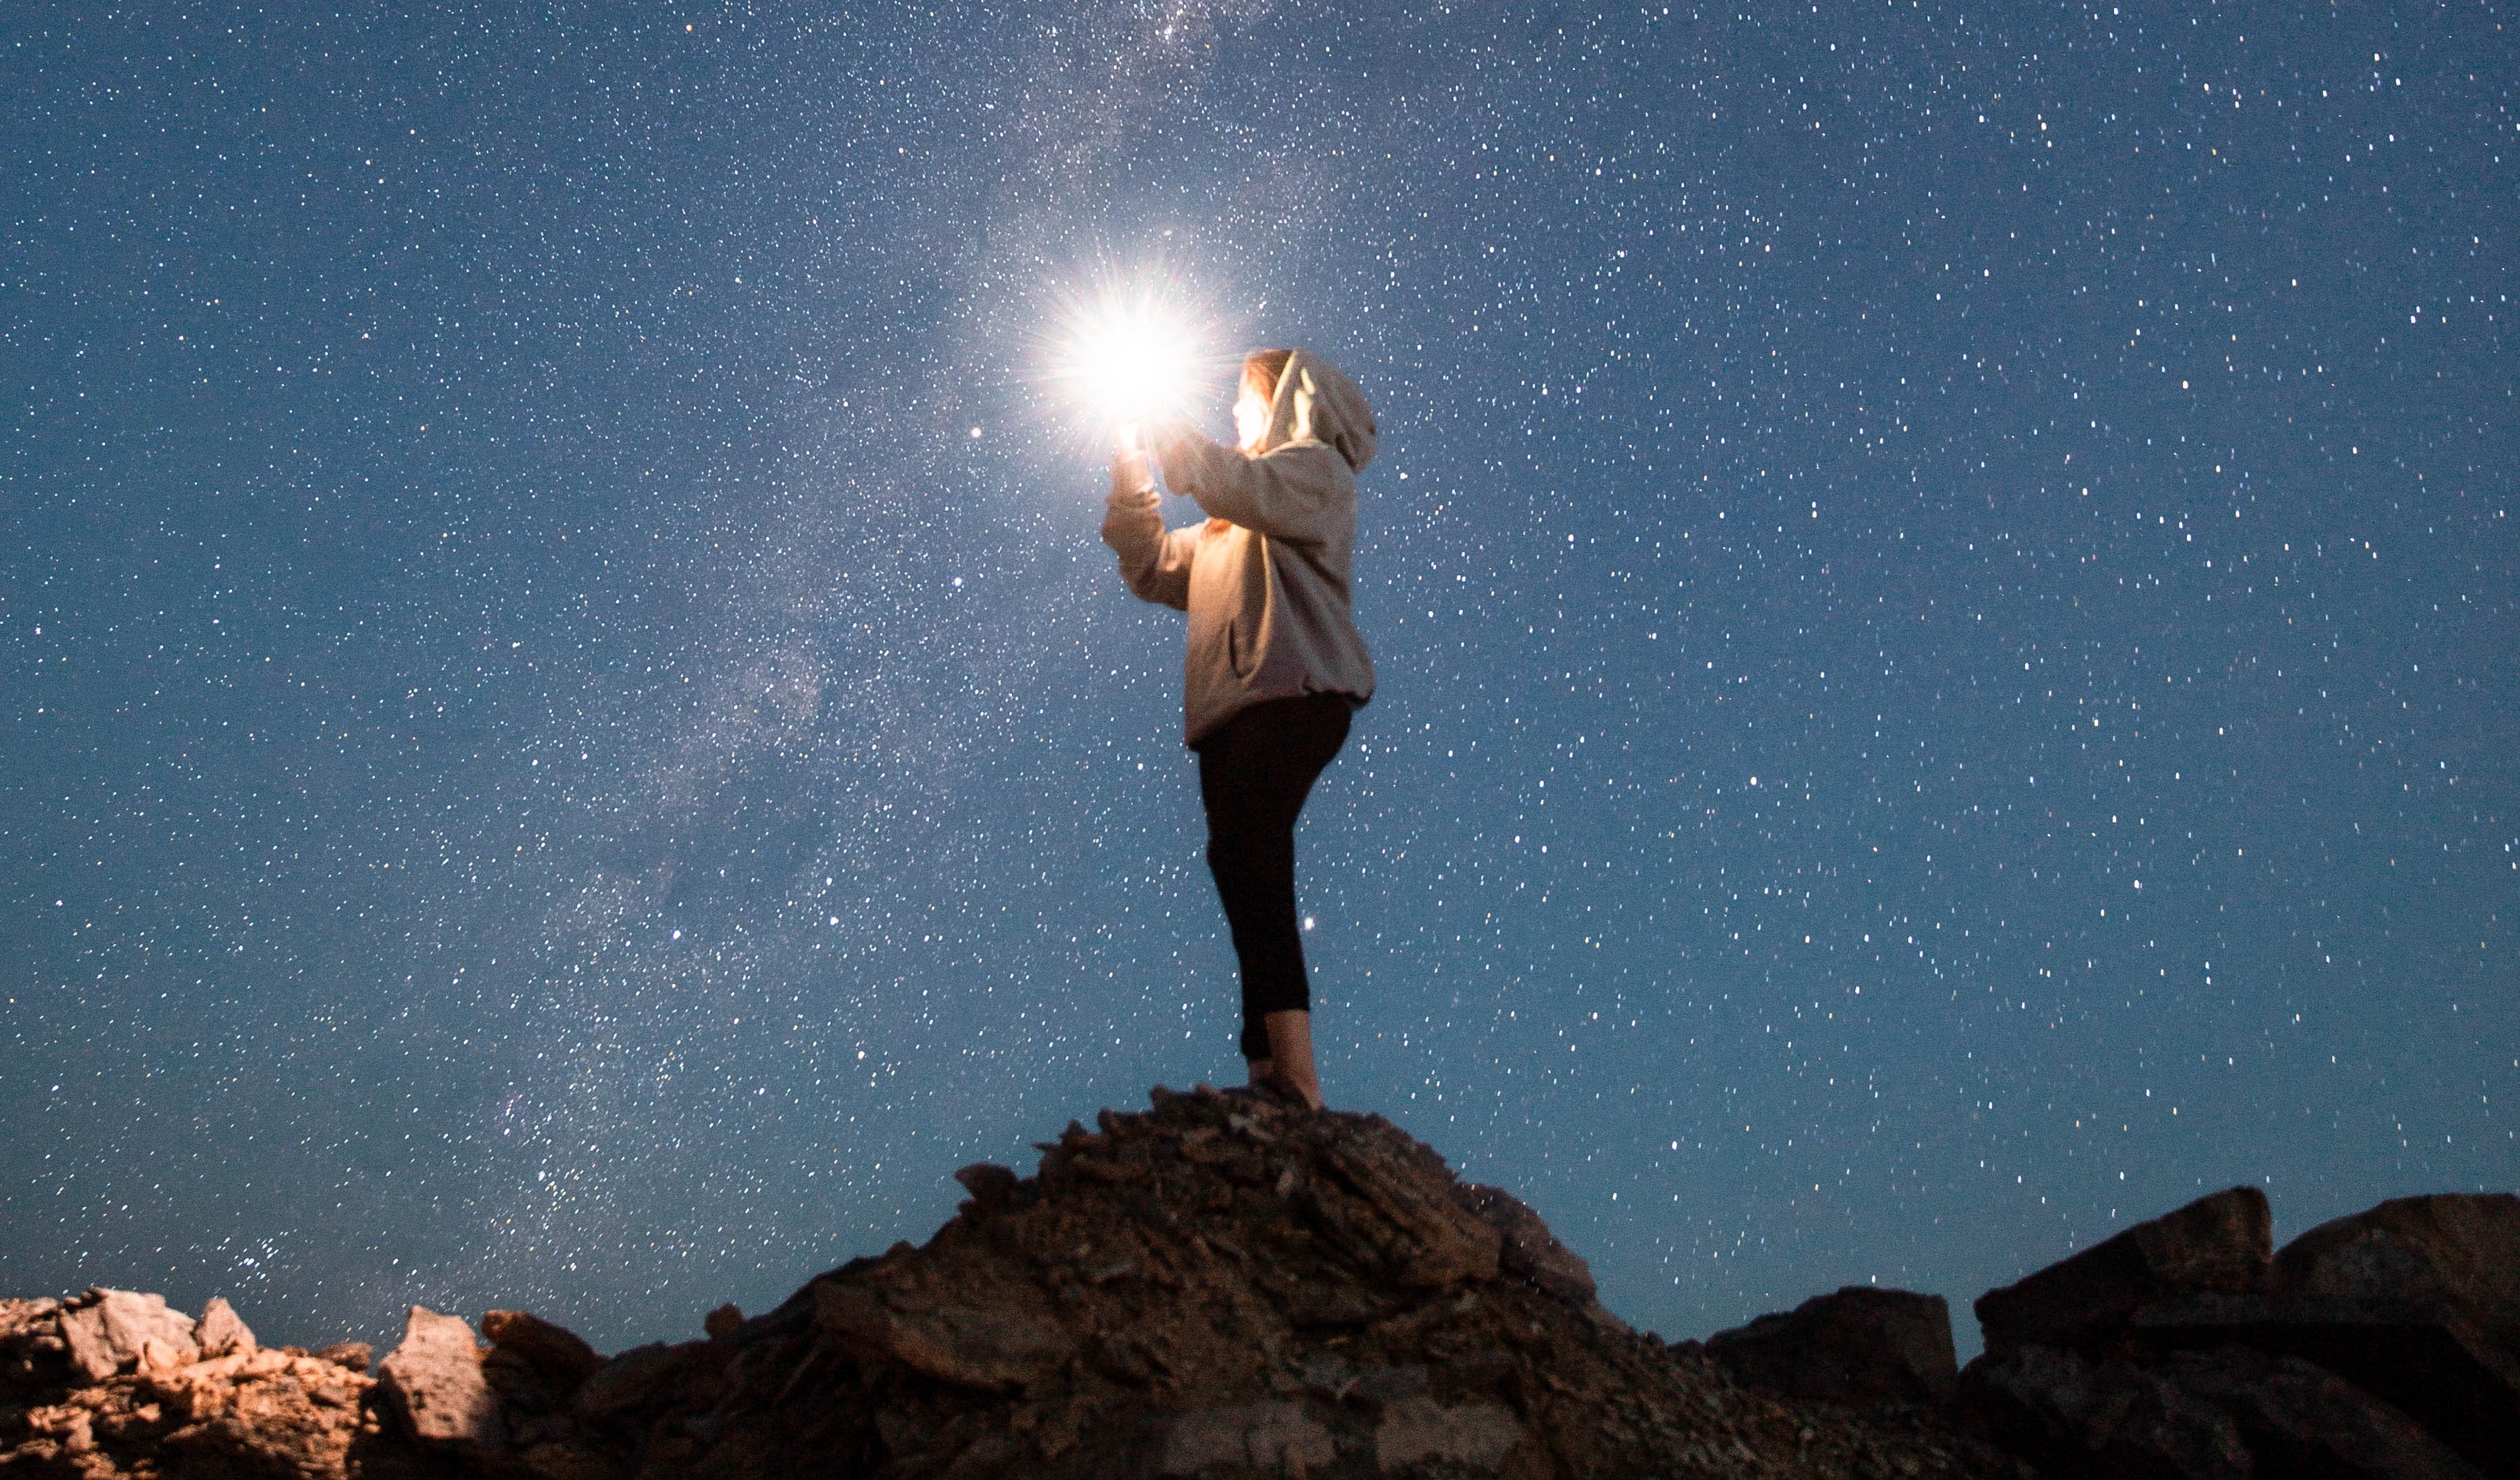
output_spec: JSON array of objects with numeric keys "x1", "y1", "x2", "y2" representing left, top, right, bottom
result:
[{"x1": 2, "y1": 1108, "x2": 2510, "y2": 1479}]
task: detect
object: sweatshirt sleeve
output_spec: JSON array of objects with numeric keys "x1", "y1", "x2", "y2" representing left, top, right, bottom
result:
[
  {"x1": 1151, "y1": 425, "x2": 1346, "y2": 546},
  {"x1": 1100, "y1": 452, "x2": 1195, "y2": 611}
]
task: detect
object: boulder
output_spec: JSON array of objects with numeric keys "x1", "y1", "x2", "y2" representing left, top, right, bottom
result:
[
  {"x1": 1706, "y1": 1286, "x2": 1959, "y2": 1406},
  {"x1": 376, "y1": 1303, "x2": 504, "y2": 1445},
  {"x1": 57, "y1": 1288, "x2": 200, "y2": 1382},
  {"x1": 2128, "y1": 1291, "x2": 2520, "y2": 1474},
  {"x1": 483, "y1": 1308, "x2": 607, "y2": 1392},
  {"x1": 2266, "y1": 1193, "x2": 2520, "y2": 1348},
  {"x1": 193, "y1": 1295, "x2": 256, "y2": 1359},
  {"x1": 1976, "y1": 1187, "x2": 2270, "y2": 1354}
]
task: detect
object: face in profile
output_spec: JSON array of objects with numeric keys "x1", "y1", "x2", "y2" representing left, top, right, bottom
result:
[{"x1": 1234, "y1": 383, "x2": 1270, "y2": 453}]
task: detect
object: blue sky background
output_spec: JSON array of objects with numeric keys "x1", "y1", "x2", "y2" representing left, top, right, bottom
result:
[{"x1": 4, "y1": 0, "x2": 2511, "y2": 1360}]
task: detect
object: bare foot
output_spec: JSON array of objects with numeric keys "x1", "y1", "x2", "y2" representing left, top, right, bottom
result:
[{"x1": 1260, "y1": 1011, "x2": 1324, "y2": 1110}]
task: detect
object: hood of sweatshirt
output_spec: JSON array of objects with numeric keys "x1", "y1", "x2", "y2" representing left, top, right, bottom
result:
[{"x1": 1257, "y1": 350, "x2": 1376, "y2": 473}]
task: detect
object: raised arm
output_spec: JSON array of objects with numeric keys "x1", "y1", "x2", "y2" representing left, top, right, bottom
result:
[
  {"x1": 1150, "y1": 424, "x2": 1350, "y2": 546},
  {"x1": 1100, "y1": 446, "x2": 1195, "y2": 610}
]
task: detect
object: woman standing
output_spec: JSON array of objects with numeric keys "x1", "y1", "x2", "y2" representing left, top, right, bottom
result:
[{"x1": 1101, "y1": 348, "x2": 1378, "y2": 1110}]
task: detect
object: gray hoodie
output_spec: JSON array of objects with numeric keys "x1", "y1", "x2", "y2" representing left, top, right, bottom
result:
[{"x1": 1101, "y1": 349, "x2": 1378, "y2": 748}]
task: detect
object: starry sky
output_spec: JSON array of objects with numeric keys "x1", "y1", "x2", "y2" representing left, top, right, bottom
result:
[{"x1": 5, "y1": 1, "x2": 2512, "y2": 1361}]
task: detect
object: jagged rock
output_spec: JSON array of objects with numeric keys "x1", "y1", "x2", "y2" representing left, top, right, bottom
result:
[
  {"x1": 193, "y1": 1295, "x2": 256, "y2": 1359},
  {"x1": 376, "y1": 1304, "x2": 504, "y2": 1445},
  {"x1": 484, "y1": 1309, "x2": 606, "y2": 1393},
  {"x1": 1975, "y1": 1187, "x2": 2270, "y2": 1354},
  {"x1": 2266, "y1": 1192, "x2": 2520, "y2": 1347},
  {"x1": 1457, "y1": 1183, "x2": 1597, "y2": 1303},
  {"x1": 315, "y1": 1339, "x2": 373, "y2": 1373},
  {"x1": 814, "y1": 1280, "x2": 1074, "y2": 1392},
  {"x1": 56, "y1": 1288, "x2": 200, "y2": 1383},
  {"x1": 1706, "y1": 1287, "x2": 1959, "y2": 1407},
  {"x1": 0, "y1": 1297, "x2": 72, "y2": 1404},
  {"x1": 1, "y1": 1339, "x2": 393, "y2": 1478},
  {"x1": 2128, "y1": 1291, "x2": 2520, "y2": 1474},
  {"x1": 953, "y1": 1161, "x2": 1022, "y2": 1214}
]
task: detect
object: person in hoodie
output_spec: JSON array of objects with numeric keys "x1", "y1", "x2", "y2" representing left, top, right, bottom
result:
[{"x1": 1101, "y1": 348, "x2": 1377, "y2": 1111}]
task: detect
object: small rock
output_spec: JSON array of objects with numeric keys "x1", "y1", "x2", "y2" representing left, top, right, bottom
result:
[
  {"x1": 376, "y1": 1305, "x2": 504, "y2": 1445},
  {"x1": 193, "y1": 1296, "x2": 256, "y2": 1359},
  {"x1": 703, "y1": 1302, "x2": 744, "y2": 1340},
  {"x1": 1707, "y1": 1287, "x2": 1959, "y2": 1407},
  {"x1": 1976, "y1": 1187, "x2": 2270, "y2": 1354},
  {"x1": 954, "y1": 1161, "x2": 1021, "y2": 1214},
  {"x1": 58, "y1": 1289, "x2": 200, "y2": 1382}
]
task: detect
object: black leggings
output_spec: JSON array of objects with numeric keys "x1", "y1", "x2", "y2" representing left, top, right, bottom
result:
[{"x1": 1195, "y1": 694, "x2": 1353, "y2": 1061}]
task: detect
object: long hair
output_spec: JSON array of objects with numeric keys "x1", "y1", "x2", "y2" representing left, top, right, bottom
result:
[{"x1": 1241, "y1": 348, "x2": 1294, "y2": 404}]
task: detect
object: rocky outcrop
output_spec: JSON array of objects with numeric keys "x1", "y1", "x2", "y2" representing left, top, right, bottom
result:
[
  {"x1": 1962, "y1": 1188, "x2": 2520, "y2": 1479},
  {"x1": 1974, "y1": 1187, "x2": 2272, "y2": 1356},
  {"x1": 0, "y1": 1289, "x2": 406, "y2": 1478},
  {"x1": 1702, "y1": 1287, "x2": 1960, "y2": 1408},
  {"x1": 1, "y1": 1089, "x2": 2505, "y2": 1480}
]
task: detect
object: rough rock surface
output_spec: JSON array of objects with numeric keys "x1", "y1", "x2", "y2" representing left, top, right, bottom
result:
[
  {"x1": 1968, "y1": 1341, "x2": 2483, "y2": 1480},
  {"x1": 1961, "y1": 1186, "x2": 2520, "y2": 1479},
  {"x1": 0, "y1": 1292, "x2": 418, "y2": 1479},
  {"x1": 1974, "y1": 1188, "x2": 2271, "y2": 1356},
  {"x1": 1704, "y1": 1287, "x2": 1960, "y2": 1407},
  {"x1": 2264, "y1": 1193, "x2": 2520, "y2": 1347},
  {"x1": 488, "y1": 1088, "x2": 2021, "y2": 1479},
  {"x1": 57, "y1": 1291, "x2": 202, "y2": 1385},
  {"x1": 4, "y1": 1086, "x2": 2506, "y2": 1479},
  {"x1": 375, "y1": 1305, "x2": 503, "y2": 1447}
]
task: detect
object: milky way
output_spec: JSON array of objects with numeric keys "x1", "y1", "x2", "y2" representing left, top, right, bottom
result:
[{"x1": 4, "y1": 2, "x2": 2512, "y2": 1358}]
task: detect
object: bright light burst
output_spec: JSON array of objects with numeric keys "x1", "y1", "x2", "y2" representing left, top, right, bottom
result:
[{"x1": 1044, "y1": 267, "x2": 1225, "y2": 443}]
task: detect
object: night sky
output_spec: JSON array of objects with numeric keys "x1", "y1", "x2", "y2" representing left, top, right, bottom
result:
[{"x1": 5, "y1": 2, "x2": 2512, "y2": 1363}]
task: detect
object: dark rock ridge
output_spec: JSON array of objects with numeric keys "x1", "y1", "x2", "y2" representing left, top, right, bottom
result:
[
  {"x1": 0, "y1": 1088, "x2": 2507, "y2": 1480},
  {"x1": 1960, "y1": 1186, "x2": 2520, "y2": 1479}
]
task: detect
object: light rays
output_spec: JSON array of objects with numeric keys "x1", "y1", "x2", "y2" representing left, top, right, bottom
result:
[{"x1": 1041, "y1": 262, "x2": 1233, "y2": 448}]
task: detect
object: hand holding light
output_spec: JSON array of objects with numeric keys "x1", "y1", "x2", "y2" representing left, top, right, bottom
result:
[{"x1": 1049, "y1": 269, "x2": 1218, "y2": 455}]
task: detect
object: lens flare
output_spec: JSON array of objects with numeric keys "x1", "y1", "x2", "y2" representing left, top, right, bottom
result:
[{"x1": 1045, "y1": 268, "x2": 1223, "y2": 442}]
